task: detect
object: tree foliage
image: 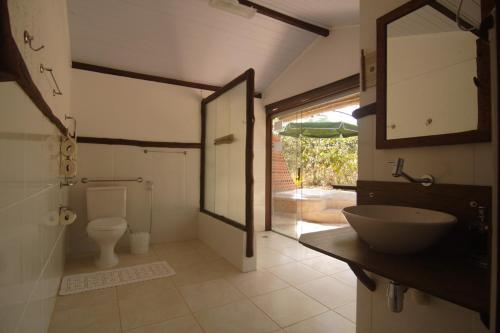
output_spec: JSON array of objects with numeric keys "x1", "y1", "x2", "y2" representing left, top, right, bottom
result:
[{"x1": 281, "y1": 136, "x2": 358, "y2": 187}]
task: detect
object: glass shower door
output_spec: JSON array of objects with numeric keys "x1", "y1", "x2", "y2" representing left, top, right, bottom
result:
[{"x1": 271, "y1": 111, "x2": 303, "y2": 239}]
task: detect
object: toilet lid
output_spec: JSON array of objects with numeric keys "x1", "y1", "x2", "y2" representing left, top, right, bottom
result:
[{"x1": 88, "y1": 217, "x2": 127, "y2": 231}]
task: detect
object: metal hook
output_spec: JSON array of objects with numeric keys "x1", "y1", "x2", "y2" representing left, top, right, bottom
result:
[
  {"x1": 23, "y1": 30, "x2": 45, "y2": 52},
  {"x1": 65, "y1": 115, "x2": 77, "y2": 138},
  {"x1": 40, "y1": 64, "x2": 63, "y2": 96}
]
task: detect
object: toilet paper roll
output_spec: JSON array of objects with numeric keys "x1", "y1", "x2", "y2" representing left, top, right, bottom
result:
[
  {"x1": 60, "y1": 137, "x2": 77, "y2": 158},
  {"x1": 59, "y1": 208, "x2": 77, "y2": 226},
  {"x1": 43, "y1": 211, "x2": 59, "y2": 226},
  {"x1": 60, "y1": 159, "x2": 77, "y2": 178}
]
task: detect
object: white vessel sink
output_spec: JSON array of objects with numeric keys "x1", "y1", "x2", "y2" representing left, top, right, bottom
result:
[{"x1": 342, "y1": 205, "x2": 457, "y2": 254}]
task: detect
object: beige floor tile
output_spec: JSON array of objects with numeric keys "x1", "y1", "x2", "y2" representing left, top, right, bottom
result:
[
  {"x1": 158, "y1": 248, "x2": 208, "y2": 272},
  {"x1": 300, "y1": 256, "x2": 349, "y2": 275},
  {"x1": 179, "y1": 278, "x2": 245, "y2": 312},
  {"x1": 295, "y1": 277, "x2": 356, "y2": 309},
  {"x1": 194, "y1": 299, "x2": 280, "y2": 333},
  {"x1": 49, "y1": 288, "x2": 121, "y2": 333},
  {"x1": 278, "y1": 245, "x2": 323, "y2": 261},
  {"x1": 284, "y1": 311, "x2": 355, "y2": 333},
  {"x1": 267, "y1": 262, "x2": 324, "y2": 286},
  {"x1": 184, "y1": 240, "x2": 222, "y2": 261},
  {"x1": 227, "y1": 270, "x2": 289, "y2": 297},
  {"x1": 124, "y1": 315, "x2": 203, "y2": 333},
  {"x1": 151, "y1": 241, "x2": 195, "y2": 255},
  {"x1": 334, "y1": 302, "x2": 356, "y2": 323},
  {"x1": 257, "y1": 248, "x2": 295, "y2": 269},
  {"x1": 117, "y1": 278, "x2": 190, "y2": 330},
  {"x1": 171, "y1": 259, "x2": 240, "y2": 287},
  {"x1": 115, "y1": 250, "x2": 162, "y2": 268},
  {"x1": 64, "y1": 251, "x2": 160, "y2": 275},
  {"x1": 251, "y1": 287, "x2": 327, "y2": 327},
  {"x1": 332, "y1": 269, "x2": 357, "y2": 288}
]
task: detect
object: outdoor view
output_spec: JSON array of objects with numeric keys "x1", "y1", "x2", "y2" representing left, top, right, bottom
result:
[{"x1": 271, "y1": 95, "x2": 359, "y2": 239}]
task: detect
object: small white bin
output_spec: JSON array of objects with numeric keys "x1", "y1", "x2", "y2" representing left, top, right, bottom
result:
[{"x1": 130, "y1": 232, "x2": 150, "y2": 254}]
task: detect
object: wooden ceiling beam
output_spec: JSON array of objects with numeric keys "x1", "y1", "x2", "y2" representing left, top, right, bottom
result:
[
  {"x1": 72, "y1": 62, "x2": 262, "y2": 98},
  {"x1": 238, "y1": 0, "x2": 330, "y2": 37}
]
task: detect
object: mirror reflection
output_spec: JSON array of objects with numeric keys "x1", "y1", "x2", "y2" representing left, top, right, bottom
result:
[{"x1": 386, "y1": 5, "x2": 479, "y2": 140}]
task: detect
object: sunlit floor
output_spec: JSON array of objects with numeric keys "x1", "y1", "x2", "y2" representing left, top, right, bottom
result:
[
  {"x1": 272, "y1": 214, "x2": 346, "y2": 239},
  {"x1": 49, "y1": 232, "x2": 356, "y2": 333}
]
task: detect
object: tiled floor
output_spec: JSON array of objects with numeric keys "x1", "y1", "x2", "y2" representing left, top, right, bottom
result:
[{"x1": 49, "y1": 231, "x2": 356, "y2": 333}]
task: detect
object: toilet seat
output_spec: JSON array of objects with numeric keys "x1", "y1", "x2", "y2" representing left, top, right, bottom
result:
[{"x1": 88, "y1": 217, "x2": 127, "y2": 231}]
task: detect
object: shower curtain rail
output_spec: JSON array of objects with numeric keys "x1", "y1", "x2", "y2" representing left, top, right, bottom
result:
[{"x1": 81, "y1": 177, "x2": 143, "y2": 183}]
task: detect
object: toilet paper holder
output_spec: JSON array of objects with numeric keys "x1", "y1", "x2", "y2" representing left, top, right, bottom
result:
[{"x1": 59, "y1": 206, "x2": 77, "y2": 225}]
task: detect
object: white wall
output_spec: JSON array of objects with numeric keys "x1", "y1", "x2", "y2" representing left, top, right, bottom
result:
[
  {"x1": 69, "y1": 70, "x2": 206, "y2": 257},
  {"x1": 67, "y1": 144, "x2": 200, "y2": 257},
  {"x1": 69, "y1": 69, "x2": 267, "y2": 258},
  {"x1": 198, "y1": 213, "x2": 256, "y2": 272},
  {"x1": 8, "y1": 0, "x2": 72, "y2": 126},
  {"x1": 1, "y1": 1, "x2": 72, "y2": 331},
  {"x1": 357, "y1": 0, "x2": 496, "y2": 332},
  {"x1": 263, "y1": 26, "x2": 360, "y2": 105},
  {"x1": 72, "y1": 69, "x2": 203, "y2": 142},
  {"x1": 0, "y1": 82, "x2": 66, "y2": 333}
]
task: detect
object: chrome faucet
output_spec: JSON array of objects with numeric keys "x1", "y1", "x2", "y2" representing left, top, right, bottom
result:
[{"x1": 390, "y1": 158, "x2": 434, "y2": 186}]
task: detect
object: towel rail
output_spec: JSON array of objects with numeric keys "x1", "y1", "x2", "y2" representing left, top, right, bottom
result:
[{"x1": 81, "y1": 177, "x2": 143, "y2": 184}]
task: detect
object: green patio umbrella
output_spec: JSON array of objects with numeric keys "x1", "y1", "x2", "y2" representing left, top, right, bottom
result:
[{"x1": 279, "y1": 121, "x2": 358, "y2": 138}]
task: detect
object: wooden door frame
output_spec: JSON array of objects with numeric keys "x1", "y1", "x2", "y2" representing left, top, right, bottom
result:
[{"x1": 264, "y1": 74, "x2": 360, "y2": 231}]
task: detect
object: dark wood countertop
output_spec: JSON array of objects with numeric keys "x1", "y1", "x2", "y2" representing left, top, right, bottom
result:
[{"x1": 299, "y1": 227, "x2": 490, "y2": 314}]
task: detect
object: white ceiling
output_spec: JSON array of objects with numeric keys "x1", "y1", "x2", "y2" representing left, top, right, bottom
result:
[
  {"x1": 68, "y1": 0, "x2": 359, "y2": 92},
  {"x1": 388, "y1": 2, "x2": 480, "y2": 38},
  {"x1": 388, "y1": 5, "x2": 460, "y2": 37},
  {"x1": 251, "y1": 0, "x2": 359, "y2": 28}
]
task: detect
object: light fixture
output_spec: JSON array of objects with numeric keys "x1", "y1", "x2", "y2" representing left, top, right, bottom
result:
[{"x1": 209, "y1": 0, "x2": 257, "y2": 19}]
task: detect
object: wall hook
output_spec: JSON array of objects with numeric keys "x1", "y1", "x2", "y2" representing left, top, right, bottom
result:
[
  {"x1": 40, "y1": 64, "x2": 63, "y2": 96},
  {"x1": 23, "y1": 30, "x2": 45, "y2": 51}
]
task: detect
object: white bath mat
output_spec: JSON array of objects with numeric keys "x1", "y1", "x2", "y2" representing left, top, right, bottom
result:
[{"x1": 59, "y1": 261, "x2": 176, "y2": 296}]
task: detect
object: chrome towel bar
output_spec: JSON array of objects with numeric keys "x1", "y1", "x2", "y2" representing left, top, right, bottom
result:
[{"x1": 81, "y1": 177, "x2": 143, "y2": 184}]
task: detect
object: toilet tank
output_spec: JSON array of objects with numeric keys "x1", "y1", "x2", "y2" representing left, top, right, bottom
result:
[{"x1": 86, "y1": 186, "x2": 127, "y2": 221}]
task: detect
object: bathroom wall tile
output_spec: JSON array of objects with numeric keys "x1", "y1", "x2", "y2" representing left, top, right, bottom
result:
[
  {"x1": 20, "y1": 195, "x2": 43, "y2": 290},
  {"x1": 473, "y1": 143, "x2": 494, "y2": 186},
  {"x1": 17, "y1": 295, "x2": 44, "y2": 333},
  {"x1": 112, "y1": 145, "x2": 152, "y2": 179},
  {"x1": 357, "y1": 117, "x2": 375, "y2": 181},
  {"x1": 77, "y1": 143, "x2": 114, "y2": 179},
  {"x1": 0, "y1": 82, "x2": 67, "y2": 333},
  {"x1": 0, "y1": 207, "x2": 26, "y2": 333},
  {"x1": 0, "y1": 132, "x2": 25, "y2": 210},
  {"x1": 373, "y1": 144, "x2": 475, "y2": 184}
]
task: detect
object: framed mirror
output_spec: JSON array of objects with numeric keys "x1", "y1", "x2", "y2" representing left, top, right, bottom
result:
[{"x1": 376, "y1": 0, "x2": 492, "y2": 148}]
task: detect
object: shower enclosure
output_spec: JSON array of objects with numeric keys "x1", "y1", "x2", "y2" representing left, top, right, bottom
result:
[{"x1": 200, "y1": 69, "x2": 255, "y2": 257}]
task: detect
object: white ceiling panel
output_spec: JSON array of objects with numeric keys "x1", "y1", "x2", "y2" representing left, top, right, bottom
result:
[
  {"x1": 251, "y1": 0, "x2": 360, "y2": 27},
  {"x1": 68, "y1": 0, "x2": 359, "y2": 91}
]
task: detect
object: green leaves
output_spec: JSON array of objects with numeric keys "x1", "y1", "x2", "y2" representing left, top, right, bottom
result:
[{"x1": 280, "y1": 136, "x2": 358, "y2": 187}]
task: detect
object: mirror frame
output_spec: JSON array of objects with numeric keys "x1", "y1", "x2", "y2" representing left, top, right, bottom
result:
[{"x1": 376, "y1": 0, "x2": 492, "y2": 149}]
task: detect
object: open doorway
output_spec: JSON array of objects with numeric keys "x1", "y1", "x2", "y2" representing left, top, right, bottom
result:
[{"x1": 269, "y1": 94, "x2": 359, "y2": 239}]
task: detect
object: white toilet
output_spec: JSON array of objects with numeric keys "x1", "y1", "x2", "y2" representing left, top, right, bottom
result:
[{"x1": 86, "y1": 186, "x2": 128, "y2": 269}]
